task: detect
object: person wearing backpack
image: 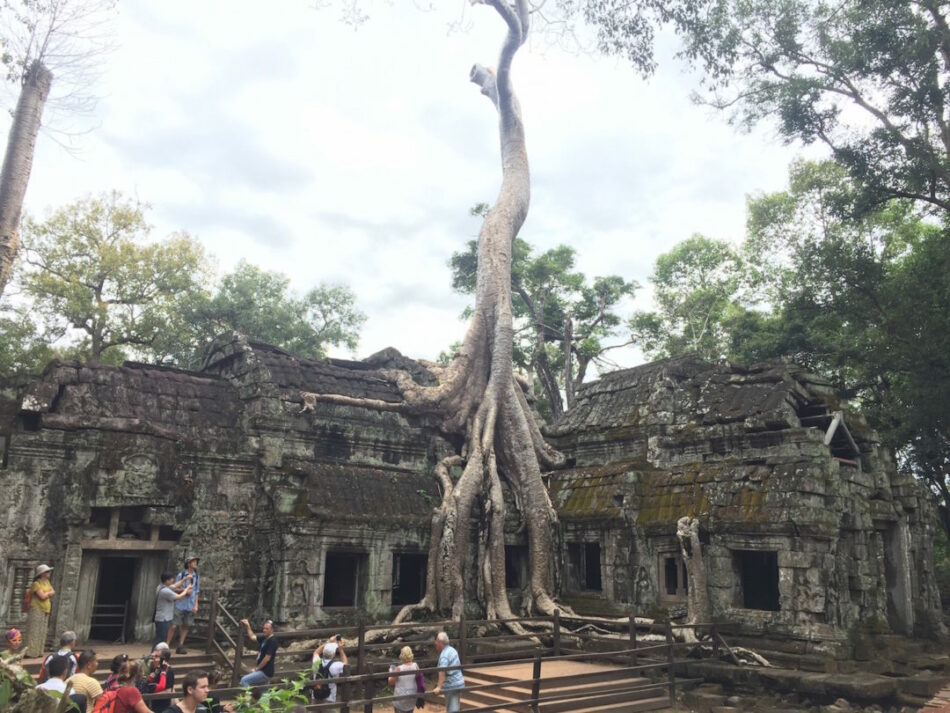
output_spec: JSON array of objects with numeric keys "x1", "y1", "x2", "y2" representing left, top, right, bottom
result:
[
  {"x1": 311, "y1": 636, "x2": 347, "y2": 703},
  {"x1": 93, "y1": 660, "x2": 150, "y2": 713},
  {"x1": 24, "y1": 564, "x2": 55, "y2": 658},
  {"x1": 238, "y1": 618, "x2": 278, "y2": 688}
]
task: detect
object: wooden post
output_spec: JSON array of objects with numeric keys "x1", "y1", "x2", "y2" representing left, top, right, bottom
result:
[
  {"x1": 206, "y1": 592, "x2": 218, "y2": 654},
  {"x1": 357, "y1": 623, "x2": 366, "y2": 673},
  {"x1": 628, "y1": 613, "x2": 637, "y2": 668},
  {"x1": 458, "y1": 613, "x2": 467, "y2": 663},
  {"x1": 530, "y1": 651, "x2": 542, "y2": 713},
  {"x1": 340, "y1": 663, "x2": 351, "y2": 713},
  {"x1": 230, "y1": 625, "x2": 245, "y2": 688},
  {"x1": 665, "y1": 620, "x2": 676, "y2": 704},
  {"x1": 552, "y1": 610, "x2": 561, "y2": 657}
]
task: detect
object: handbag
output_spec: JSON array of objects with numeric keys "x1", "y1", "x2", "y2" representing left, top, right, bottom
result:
[{"x1": 415, "y1": 670, "x2": 426, "y2": 709}]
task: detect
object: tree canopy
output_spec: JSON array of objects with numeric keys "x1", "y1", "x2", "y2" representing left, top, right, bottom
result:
[
  {"x1": 451, "y1": 209, "x2": 636, "y2": 421},
  {"x1": 0, "y1": 193, "x2": 366, "y2": 375},
  {"x1": 577, "y1": 0, "x2": 950, "y2": 216}
]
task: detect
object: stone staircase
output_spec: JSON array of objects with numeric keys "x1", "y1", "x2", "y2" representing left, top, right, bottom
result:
[{"x1": 460, "y1": 660, "x2": 670, "y2": 713}]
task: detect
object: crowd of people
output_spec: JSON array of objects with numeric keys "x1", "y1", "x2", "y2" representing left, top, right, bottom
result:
[{"x1": 5, "y1": 558, "x2": 466, "y2": 711}]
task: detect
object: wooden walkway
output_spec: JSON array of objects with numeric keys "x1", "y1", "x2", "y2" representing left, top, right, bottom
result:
[{"x1": 925, "y1": 680, "x2": 950, "y2": 711}]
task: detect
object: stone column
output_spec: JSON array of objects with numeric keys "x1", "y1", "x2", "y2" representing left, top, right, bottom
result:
[{"x1": 74, "y1": 553, "x2": 100, "y2": 641}]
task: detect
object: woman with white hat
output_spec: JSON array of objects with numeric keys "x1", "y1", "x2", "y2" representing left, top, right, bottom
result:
[{"x1": 24, "y1": 564, "x2": 55, "y2": 657}]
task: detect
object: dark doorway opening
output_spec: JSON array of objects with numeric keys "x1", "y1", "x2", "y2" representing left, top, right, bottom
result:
[
  {"x1": 505, "y1": 546, "x2": 527, "y2": 590},
  {"x1": 324, "y1": 552, "x2": 366, "y2": 607},
  {"x1": 392, "y1": 553, "x2": 427, "y2": 606},
  {"x1": 90, "y1": 557, "x2": 135, "y2": 640},
  {"x1": 734, "y1": 550, "x2": 780, "y2": 611}
]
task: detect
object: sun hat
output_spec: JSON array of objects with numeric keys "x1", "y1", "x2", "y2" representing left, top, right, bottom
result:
[
  {"x1": 34, "y1": 564, "x2": 53, "y2": 578},
  {"x1": 321, "y1": 642, "x2": 338, "y2": 661},
  {"x1": 183, "y1": 555, "x2": 199, "y2": 566}
]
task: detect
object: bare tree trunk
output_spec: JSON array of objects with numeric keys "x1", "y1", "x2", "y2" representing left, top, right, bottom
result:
[
  {"x1": 0, "y1": 61, "x2": 53, "y2": 296},
  {"x1": 677, "y1": 516, "x2": 711, "y2": 644},
  {"x1": 310, "y1": 0, "x2": 569, "y2": 627}
]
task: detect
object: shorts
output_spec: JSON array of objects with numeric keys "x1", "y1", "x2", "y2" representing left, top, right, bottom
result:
[{"x1": 172, "y1": 609, "x2": 195, "y2": 627}]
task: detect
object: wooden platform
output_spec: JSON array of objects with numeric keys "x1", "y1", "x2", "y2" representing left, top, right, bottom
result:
[{"x1": 461, "y1": 659, "x2": 671, "y2": 713}]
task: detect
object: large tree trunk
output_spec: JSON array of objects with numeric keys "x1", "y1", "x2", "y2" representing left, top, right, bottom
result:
[
  {"x1": 0, "y1": 60, "x2": 53, "y2": 296},
  {"x1": 677, "y1": 516, "x2": 711, "y2": 643},
  {"x1": 309, "y1": 0, "x2": 568, "y2": 625}
]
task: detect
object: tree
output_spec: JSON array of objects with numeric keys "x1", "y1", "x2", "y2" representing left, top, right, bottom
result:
[
  {"x1": 629, "y1": 234, "x2": 745, "y2": 361},
  {"x1": 739, "y1": 160, "x2": 950, "y2": 539},
  {"x1": 309, "y1": 0, "x2": 573, "y2": 625},
  {"x1": 0, "y1": 0, "x2": 116, "y2": 296},
  {"x1": 17, "y1": 192, "x2": 210, "y2": 365},
  {"x1": 164, "y1": 260, "x2": 366, "y2": 368},
  {"x1": 575, "y1": 0, "x2": 950, "y2": 216},
  {"x1": 451, "y1": 225, "x2": 636, "y2": 421}
]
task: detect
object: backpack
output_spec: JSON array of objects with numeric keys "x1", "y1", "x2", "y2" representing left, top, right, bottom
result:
[
  {"x1": 21, "y1": 587, "x2": 32, "y2": 614},
  {"x1": 92, "y1": 689, "x2": 120, "y2": 713},
  {"x1": 311, "y1": 659, "x2": 333, "y2": 701}
]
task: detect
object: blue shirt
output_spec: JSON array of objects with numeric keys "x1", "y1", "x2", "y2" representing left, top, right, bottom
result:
[
  {"x1": 437, "y1": 645, "x2": 464, "y2": 690},
  {"x1": 174, "y1": 569, "x2": 199, "y2": 611}
]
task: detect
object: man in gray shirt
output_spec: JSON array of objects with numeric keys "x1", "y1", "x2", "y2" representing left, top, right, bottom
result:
[{"x1": 154, "y1": 572, "x2": 192, "y2": 647}]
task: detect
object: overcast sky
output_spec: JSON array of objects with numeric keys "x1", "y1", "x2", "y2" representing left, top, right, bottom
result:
[{"x1": 8, "y1": 1, "x2": 818, "y2": 369}]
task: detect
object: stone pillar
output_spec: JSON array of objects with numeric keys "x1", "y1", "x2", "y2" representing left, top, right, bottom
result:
[
  {"x1": 53, "y1": 539, "x2": 85, "y2": 638},
  {"x1": 130, "y1": 555, "x2": 164, "y2": 642},
  {"x1": 74, "y1": 553, "x2": 100, "y2": 641}
]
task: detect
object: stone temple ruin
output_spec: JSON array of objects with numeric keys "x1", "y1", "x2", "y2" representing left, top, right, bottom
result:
[{"x1": 0, "y1": 332, "x2": 943, "y2": 661}]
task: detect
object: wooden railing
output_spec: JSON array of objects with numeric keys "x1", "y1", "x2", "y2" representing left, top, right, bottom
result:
[{"x1": 141, "y1": 605, "x2": 727, "y2": 711}]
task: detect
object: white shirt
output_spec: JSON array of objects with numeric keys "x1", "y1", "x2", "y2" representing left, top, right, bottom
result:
[
  {"x1": 38, "y1": 678, "x2": 67, "y2": 694},
  {"x1": 326, "y1": 661, "x2": 345, "y2": 702}
]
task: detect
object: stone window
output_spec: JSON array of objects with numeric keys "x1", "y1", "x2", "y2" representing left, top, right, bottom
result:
[
  {"x1": 733, "y1": 550, "x2": 780, "y2": 611},
  {"x1": 5, "y1": 561, "x2": 33, "y2": 626},
  {"x1": 658, "y1": 552, "x2": 688, "y2": 603},
  {"x1": 566, "y1": 542, "x2": 602, "y2": 592},
  {"x1": 391, "y1": 553, "x2": 426, "y2": 606},
  {"x1": 323, "y1": 552, "x2": 368, "y2": 608},
  {"x1": 505, "y1": 545, "x2": 527, "y2": 590}
]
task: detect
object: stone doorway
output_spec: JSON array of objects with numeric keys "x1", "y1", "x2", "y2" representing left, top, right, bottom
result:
[{"x1": 90, "y1": 557, "x2": 135, "y2": 640}]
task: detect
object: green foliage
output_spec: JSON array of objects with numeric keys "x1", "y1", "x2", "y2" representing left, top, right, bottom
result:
[
  {"x1": 167, "y1": 261, "x2": 367, "y2": 368},
  {"x1": 0, "y1": 194, "x2": 367, "y2": 376},
  {"x1": 234, "y1": 673, "x2": 312, "y2": 712},
  {"x1": 629, "y1": 234, "x2": 745, "y2": 361},
  {"x1": 450, "y1": 216, "x2": 636, "y2": 419},
  {"x1": 575, "y1": 0, "x2": 950, "y2": 215},
  {"x1": 17, "y1": 191, "x2": 210, "y2": 365}
]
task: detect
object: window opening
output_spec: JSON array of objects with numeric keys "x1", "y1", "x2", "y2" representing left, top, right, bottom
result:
[
  {"x1": 733, "y1": 550, "x2": 780, "y2": 611},
  {"x1": 6, "y1": 561, "x2": 33, "y2": 626},
  {"x1": 659, "y1": 553, "x2": 688, "y2": 602},
  {"x1": 323, "y1": 552, "x2": 367, "y2": 607},
  {"x1": 392, "y1": 553, "x2": 426, "y2": 606},
  {"x1": 566, "y1": 542, "x2": 602, "y2": 592}
]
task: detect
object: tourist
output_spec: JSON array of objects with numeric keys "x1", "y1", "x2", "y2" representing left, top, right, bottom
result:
[
  {"x1": 24, "y1": 563, "x2": 54, "y2": 658},
  {"x1": 158, "y1": 670, "x2": 209, "y2": 713},
  {"x1": 4, "y1": 627, "x2": 22, "y2": 655},
  {"x1": 144, "y1": 647, "x2": 175, "y2": 710},
  {"x1": 168, "y1": 556, "x2": 200, "y2": 654},
  {"x1": 67, "y1": 649, "x2": 103, "y2": 708},
  {"x1": 37, "y1": 654, "x2": 88, "y2": 712},
  {"x1": 311, "y1": 635, "x2": 347, "y2": 702},
  {"x1": 204, "y1": 670, "x2": 234, "y2": 713},
  {"x1": 238, "y1": 617, "x2": 278, "y2": 687},
  {"x1": 98, "y1": 660, "x2": 151, "y2": 713},
  {"x1": 42, "y1": 630, "x2": 79, "y2": 680},
  {"x1": 154, "y1": 572, "x2": 193, "y2": 647},
  {"x1": 433, "y1": 631, "x2": 464, "y2": 713},
  {"x1": 387, "y1": 645, "x2": 420, "y2": 713},
  {"x1": 104, "y1": 653, "x2": 130, "y2": 691}
]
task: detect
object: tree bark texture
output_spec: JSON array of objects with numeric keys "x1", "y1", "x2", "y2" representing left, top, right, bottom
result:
[
  {"x1": 309, "y1": 0, "x2": 568, "y2": 625},
  {"x1": 677, "y1": 516, "x2": 711, "y2": 643},
  {"x1": 0, "y1": 61, "x2": 53, "y2": 297}
]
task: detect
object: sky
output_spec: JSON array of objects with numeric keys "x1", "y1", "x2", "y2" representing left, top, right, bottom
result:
[{"x1": 7, "y1": 1, "x2": 816, "y2": 369}]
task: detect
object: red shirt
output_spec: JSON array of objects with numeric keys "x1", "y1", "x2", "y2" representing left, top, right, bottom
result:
[{"x1": 113, "y1": 686, "x2": 144, "y2": 713}]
